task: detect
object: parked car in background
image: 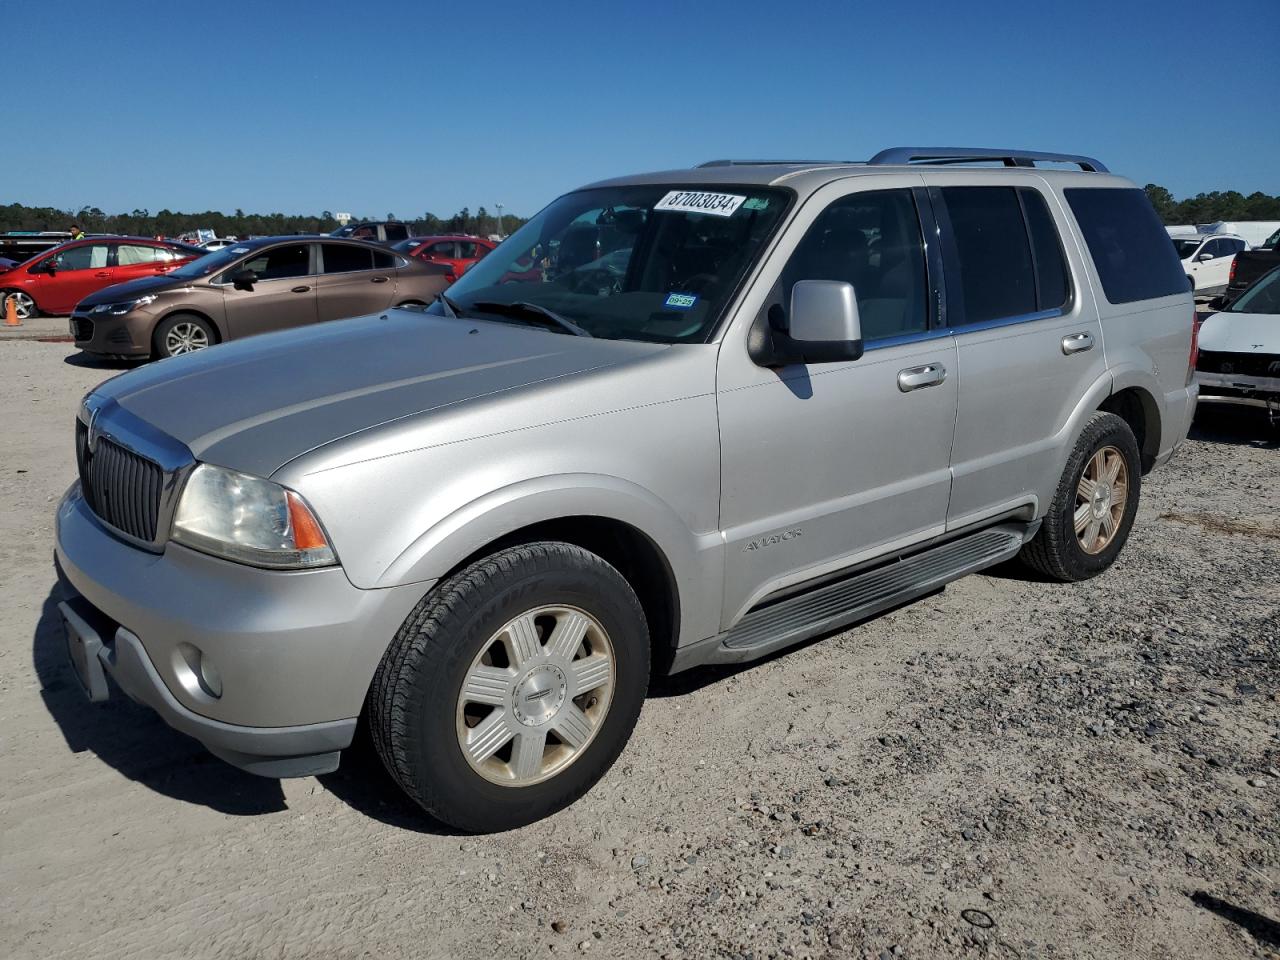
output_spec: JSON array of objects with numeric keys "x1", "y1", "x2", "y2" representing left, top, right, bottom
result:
[
  {"x1": 392, "y1": 234, "x2": 496, "y2": 282},
  {"x1": 330, "y1": 221, "x2": 411, "y2": 246},
  {"x1": 68, "y1": 236, "x2": 450, "y2": 359},
  {"x1": 1172, "y1": 233, "x2": 1246, "y2": 295},
  {"x1": 1165, "y1": 225, "x2": 1197, "y2": 237},
  {"x1": 198, "y1": 238, "x2": 238, "y2": 251},
  {"x1": 1197, "y1": 220, "x2": 1280, "y2": 250},
  {"x1": 0, "y1": 230, "x2": 73, "y2": 263},
  {"x1": 1197, "y1": 264, "x2": 1280, "y2": 405},
  {"x1": 0, "y1": 237, "x2": 204, "y2": 320},
  {"x1": 1223, "y1": 226, "x2": 1280, "y2": 301},
  {"x1": 54, "y1": 147, "x2": 1197, "y2": 831}
]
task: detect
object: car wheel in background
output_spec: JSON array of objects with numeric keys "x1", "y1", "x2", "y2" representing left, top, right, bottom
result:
[
  {"x1": 368, "y1": 541, "x2": 650, "y2": 832},
  {"x1": 2, "y1": 291, "x2": 37, "y2": 319},
  {"x1": 1018, "y1": 411, "x2": 1142, "y2": 582},
  {"x1": 153, "y1": 313, "x2": 216, "y2": 359}
]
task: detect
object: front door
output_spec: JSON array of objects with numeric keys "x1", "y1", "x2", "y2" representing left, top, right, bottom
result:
[
  {"x1": 41, "y1": 242, "x2": 115, "y2": 313},
  {"x1": 221, "y1": 242, "x2": 317, "y2": 337},
  {"x1": 716, "y1": 177, "x2": 958, "y2": 626}
]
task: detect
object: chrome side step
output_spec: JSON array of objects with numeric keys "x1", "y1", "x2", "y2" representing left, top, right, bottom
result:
[{"x1": 674, "y1": 524, "x2": 1031, "y2": 671}]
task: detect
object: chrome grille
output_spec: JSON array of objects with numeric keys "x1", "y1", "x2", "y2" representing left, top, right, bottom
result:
[{"x1": 76, "y1": 419, "x2": 164, "y2": 542}]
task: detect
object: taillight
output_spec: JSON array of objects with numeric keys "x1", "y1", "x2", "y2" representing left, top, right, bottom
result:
[
  {"x1": 1229, "y1": 256, "x2": 1237, "y2": 285},
  {"x1": 1187, "y1": 306, "x2": 1199, "y2": 385}
]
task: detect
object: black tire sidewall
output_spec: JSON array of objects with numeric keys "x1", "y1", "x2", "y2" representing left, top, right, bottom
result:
[
  {"x1": 393, "y1": 546, "x2": 648, "y2": 831},
  {"x1": 1050, "y1": 414, "x2": 1142, "y2": 580},
  {"x1": 153, "y1": 313, "x2": 215, "y2": 358}
]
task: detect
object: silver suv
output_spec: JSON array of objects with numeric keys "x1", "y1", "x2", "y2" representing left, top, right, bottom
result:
[{"x1": 56, "y1": 148, "x2": 1198, "y2": 831}]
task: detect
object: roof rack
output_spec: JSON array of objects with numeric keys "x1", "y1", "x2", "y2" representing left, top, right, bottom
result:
[{"x1": 867, "y1": 147, "x2": 1107, "y2": 173}]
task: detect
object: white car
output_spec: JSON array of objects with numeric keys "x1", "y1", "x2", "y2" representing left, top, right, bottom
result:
[
  {"x1": 1198, "y1": 220, "x2": 1280, "y2": 249},
  {"x1": 1196, "y1": 265, "x2": 1280, "y2": 404},
  {"x1": 198, "y1": 238, "x2": 237, "y2": 251},
  {"x1": 1172, "y1": 233, "x2": 1247, "y2": 295}
]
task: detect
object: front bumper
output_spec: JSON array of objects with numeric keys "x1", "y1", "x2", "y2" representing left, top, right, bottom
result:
[
  {"x1": 54, "y1": 485, "x2": 430, "y2": 776},
  {"x1": 1197, "y1": 370, "x2": 1280, "y2": 401},
  {"x1": 70, "y1": 310, "x2": 152, "y2": 356}
]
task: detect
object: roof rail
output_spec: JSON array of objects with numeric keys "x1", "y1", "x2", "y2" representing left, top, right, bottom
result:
[
  {"x1": 868, "y1": 147, "x2": 1108, "y2": 173},
  {"x1": 696, "y1": 159, "x2": 853, "y2": 168}
]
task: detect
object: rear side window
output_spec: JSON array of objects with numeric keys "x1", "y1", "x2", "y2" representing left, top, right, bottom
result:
[
  {"x1": 1019, "y1": 189, "x2": 1070, "y2": 311},
  {"x1": 1065, "y1": 188, "x2": 1187, "y2": 303},
  {"x1": 372, "y1": 250, "x2": 395, "y2": 269},
  {"x1": 321, "y1": 243, "x2": 373, "y2": 273},
  {"x1": 939, "y1": 187, "x2": 1036, "y2": 325}
]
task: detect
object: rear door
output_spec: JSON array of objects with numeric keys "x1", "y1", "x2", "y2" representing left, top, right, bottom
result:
[
  {"x1": 112, "y1": 242, "x2": 181, "y2": 284},
  {"x1": 926, "y1": 177, "x2": 1105, "y2": 530},
  {"x1": 220, "y1": 241, "x2": 317, "y2": 337},
  {"x1": 315, "y1": 242, "x2": 397, "y2": 321}
]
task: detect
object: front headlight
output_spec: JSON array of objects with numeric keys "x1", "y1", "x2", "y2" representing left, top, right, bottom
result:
[
  {"x1": 91, "y1": 294, "x2": 157, "y2": 316},
  {"x1": 172, "y1": 463, "x2": 337, "y2": 569}
]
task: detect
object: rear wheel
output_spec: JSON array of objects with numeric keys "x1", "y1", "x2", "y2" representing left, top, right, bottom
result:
[
  {"x1": 153, "y1": 313, "x2": 215, "y2": 358},
  {"x1": 2, "y1": 290, "x2": 37, "y2": 320},
  {"x1": 1018, "y1": 411, "x2": 1142, "y2": 582},
  {"x1": 369, "y1": 541, "x2": 649, "y2": 832}
]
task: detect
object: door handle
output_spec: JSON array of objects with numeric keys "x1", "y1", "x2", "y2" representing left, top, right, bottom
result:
[
  {"x1": 897, "y1": 363, "x2": 947, "y2": 392},
  {"x1": 1061, "y1": 332, "x2": 1094, "y2": 355},
  {"x1": 94, "y1": 271, "x2": 112, "y2": 278},
  {"x1": 291, "y1": 285, "x2": 311, "y2": 293},
  {"x1": 370, "y1": 276, "x2": 389, "y2": 284}
]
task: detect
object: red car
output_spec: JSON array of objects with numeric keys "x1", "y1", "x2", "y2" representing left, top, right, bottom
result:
[
  {"x1": 0, "y1": 237, "x2": 203, "y2": 319},
  {"x1": 392, "y1": 235, "x2": 495, "y2": 283}
]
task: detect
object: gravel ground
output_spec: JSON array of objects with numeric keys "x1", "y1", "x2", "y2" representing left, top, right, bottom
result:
[{"x1": 1, "y1": 340, "x2": 1277, "y2": 960}]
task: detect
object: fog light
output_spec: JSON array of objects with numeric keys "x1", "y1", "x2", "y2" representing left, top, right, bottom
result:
[{"x1": 174, "y1": 642, "x2": 223, "y2": 700}]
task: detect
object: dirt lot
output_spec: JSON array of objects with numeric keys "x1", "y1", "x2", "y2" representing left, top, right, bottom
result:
[{"x1": 1, "y1": 339, "x2": 1277, "y2": 960}]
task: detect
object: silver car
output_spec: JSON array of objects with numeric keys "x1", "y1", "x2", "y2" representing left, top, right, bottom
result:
[{"x1": 56, "y1": 148, "x2": 1197, "y2": 831}]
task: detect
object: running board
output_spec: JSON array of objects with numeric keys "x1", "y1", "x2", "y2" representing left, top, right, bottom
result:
[{"x1": 673, "y1": 524, "x2": 1031, "y2": 671}]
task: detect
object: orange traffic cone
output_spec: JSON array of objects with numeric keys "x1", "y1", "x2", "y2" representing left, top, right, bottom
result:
[{"x1": 3, "y1": 296, "x2": 20, "y2": 327}]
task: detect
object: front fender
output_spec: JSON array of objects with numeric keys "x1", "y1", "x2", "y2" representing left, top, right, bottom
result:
[{"x1": 376, "y1": 473, "x2": 724, "y2": 649}]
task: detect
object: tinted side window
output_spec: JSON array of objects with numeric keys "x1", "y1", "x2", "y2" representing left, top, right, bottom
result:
[
  {"x1": 1064, "y1": 188, "x2": 1187, "y2": 303},
  {"x1": 242, "y1": 244, "x2": 311, "y2": 280},
  {"x1": 372, "y1": 250, "x2": 395, "y2": 269},
  {"x1": 56, "y1": 244, "x2": 110, "y2": 271},
  {"x1": 384, "y1": 223, "x2": 409, "y2": 243},
  {"x1": 1019, "y1": 189, "x2": 1070, "y2": 311},
  {"x1": 781, "y1": 189, "x2": 927, "y2": 341},
  {"x1": 322, "y1": 243, "x2": 373, "y2": 274},
  {"x1": 940, "y1": 186, "x2": 1036, "y2": 325}
]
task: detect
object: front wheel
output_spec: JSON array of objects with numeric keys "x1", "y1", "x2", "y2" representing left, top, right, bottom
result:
[
  {"x1": 153, "y1": 313, "x2": 216, "y2": 358},
  {"x1": 2, "y1": 290, "x2": 37, "y2": 320},
  {"x1": 368, "y1": 542, "x2": 649, "y2": 832},
  {"x1": 1018, "y1": 411, "x2": 1142, "y2": 582}
]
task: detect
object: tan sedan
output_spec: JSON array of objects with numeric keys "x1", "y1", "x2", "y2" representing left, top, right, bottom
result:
[{"x1": 69, "y1": 236, "x2": 451, "y2": 359}]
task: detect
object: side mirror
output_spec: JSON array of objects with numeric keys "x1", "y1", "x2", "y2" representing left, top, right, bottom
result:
[
  {"x1": 231, "y1": 268, "x2": 257, "y2": 291},
  {"x1": 33, "y1": 259, "x2": 55, "y2": 275},
  {"x1": 1196, "y1": 252, "x2": 1214, "y2": 262},
  {"x1": 749, "y1": 279, "x2": 864, "y2": 367}
]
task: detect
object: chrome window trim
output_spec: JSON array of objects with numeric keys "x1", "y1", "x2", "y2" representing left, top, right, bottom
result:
[
  {"x1": 864, "y1": 307, "x2": 1070, "y2": 351},
  {"x1": 78, "y1": 393, "x2": 197, "y2": 552}
]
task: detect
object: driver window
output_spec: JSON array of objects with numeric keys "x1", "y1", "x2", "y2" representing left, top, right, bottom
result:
[
  {"x1": 780, "y1": 189, "x2": 928, "y2": 341},
  {"x1": 240, "y1": 244, "x2": 311, "y2": 280},
  {"x1": 55, "y1": 244, "x2": 110, "y2": 271}
]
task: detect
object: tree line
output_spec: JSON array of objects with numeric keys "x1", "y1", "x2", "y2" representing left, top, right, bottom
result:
[
  {"x1": 0, "y1": 203, "x2": 529, "y2": 239},
  {"x1": 1144, "y1": 185, "x2": 1280, "y2": 225}
]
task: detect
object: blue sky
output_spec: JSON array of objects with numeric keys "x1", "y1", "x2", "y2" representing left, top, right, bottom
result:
[{"x1": 6, "y1": 0, "x2": 1278, "y2": 219}]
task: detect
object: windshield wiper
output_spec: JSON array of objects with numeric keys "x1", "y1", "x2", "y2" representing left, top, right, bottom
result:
[
  {"x1": 436, "y1": 292, "x2": 464, "y2": 318},
  {"x1": 471, "y1": 300, "x2": 593, "y2": 337}
]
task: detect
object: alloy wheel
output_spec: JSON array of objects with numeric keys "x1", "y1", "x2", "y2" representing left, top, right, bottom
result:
[
  {"x1": 164, "y1": 321, "x2": 210, "y2": 355},
  {"x1": 1074, "y1": 444, "x2": 1129, "y2": 554},
  {"x1": 5, "y1": 292, "x2": 35, "y2": 320},
  {"x1": 456, "y1": 605, "x2": 615, "y2": 786}
]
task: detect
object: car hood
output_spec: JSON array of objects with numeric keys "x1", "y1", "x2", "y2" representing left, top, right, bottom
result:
[
  {"x1": 91, "y1": 310, "x2": 666, "y2": 477},
  {"x1": 1198, "y1": 311, "x2": 1279, "y2": 354},
  {"x1": 78, "y1": 274, "x2": 186, "y2": 306}
]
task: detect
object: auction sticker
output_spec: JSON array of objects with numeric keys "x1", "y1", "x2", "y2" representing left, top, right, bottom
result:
[
  {"x1": 654, "y1": 191, "x2": 746, "y2": 217},
  {"x1": 664, "y1": 292, "x2": 698, "y2": 309}
]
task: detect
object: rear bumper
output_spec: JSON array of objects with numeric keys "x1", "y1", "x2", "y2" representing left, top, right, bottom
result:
[{"x1": 1197, "y1": 370, "x2": 1280, "y2": 400}]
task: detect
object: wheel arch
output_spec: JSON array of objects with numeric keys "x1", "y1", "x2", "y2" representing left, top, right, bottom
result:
[
  {"x1": 1099, "y1": 385, "x2": 1161, "y2": 473},
  {"x1": 152, "y1": 307, "x2": 225, "y2": 349}
]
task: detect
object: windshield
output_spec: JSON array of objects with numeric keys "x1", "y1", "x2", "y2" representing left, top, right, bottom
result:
[
  {"x1": 433, "y1": 185, "x2": 790, "y2": 343},
  {"x1": 1172, "y1": 238, "x2": 1202, "y2": 260},
  {"x1": 168, "y1": 243, "x2": 261, "y2": 279},
  {"x1": 1228, "y1": 267, "x2": 1280, "y2": 315}
]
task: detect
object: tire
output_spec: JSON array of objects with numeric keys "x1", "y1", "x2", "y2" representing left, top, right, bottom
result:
[
  {"x1": 2, "y1": 290, "x2": 38, "y2": 320},
  {"x1": 1018, "y1": 411, "x2": 1142, "y2": 582},
  {"x1": 153, "y1": 313, "x2": 216, "y2": 358},
  {"x1": 369, "y1": 541, "x2": 649, "y2": 832}
]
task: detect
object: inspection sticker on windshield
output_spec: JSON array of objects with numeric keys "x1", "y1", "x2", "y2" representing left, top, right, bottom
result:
[
  {"x1": 655, "y1": 190, "x2": 746, "y2": 218},
  {"x1": 664, "y1": 292, "x2": 698, "y2": 310}
]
